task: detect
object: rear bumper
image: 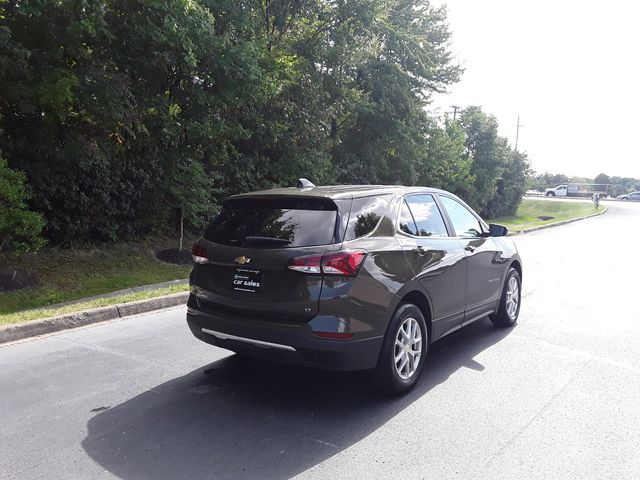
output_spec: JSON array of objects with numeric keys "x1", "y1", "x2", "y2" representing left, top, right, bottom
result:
[{"x1": 186, "y1": 300, "x2": 383, "y2": 372}]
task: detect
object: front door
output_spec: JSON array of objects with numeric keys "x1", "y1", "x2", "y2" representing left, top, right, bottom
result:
[
  {"x1": 396, "y1": 195, "x2": 467, "y2": 339},
  {"x1": 437, "y1": 195, "x2": 504, "y2": 324}
]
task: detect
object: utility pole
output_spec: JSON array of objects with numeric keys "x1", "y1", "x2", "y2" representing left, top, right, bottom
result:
[
  {"x1": 515, "y1": 115, "x2": 525, "y2": 151},
  {"x1": 450, "y1": 105, "x2": 460, "y2": 121}
]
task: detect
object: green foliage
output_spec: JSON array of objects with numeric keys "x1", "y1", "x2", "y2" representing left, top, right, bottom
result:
[
  {"x1": 0, "y1": 0, "x2": 529, "y2": 247},
  {"x1": 456, "y1": 107, "x2": 530, "y2": 217},
  {"x1": 607, "y1": 176, "x2": 640, "y2": 195},
  {"x1": 0, "y1": 153, "x2": 46, "y2": 252},
  {"x1": 486, "y1": 147, "x2": 531, "y2": 217},
  {"x1": 594, "y1": 173, "x2": 611, "y2": 185},
  {"x1": 422, "y1": 119, "x2": 473, "y2": 194},
  {"x1": 527, "y1": 173, "x2": 570, "y2": 191}
]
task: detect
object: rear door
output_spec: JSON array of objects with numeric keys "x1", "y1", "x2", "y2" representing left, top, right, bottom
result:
[
  {"x1": 395, "y1": 194, "x2": 467, "y2": 339},
  {"x1": 437, "y1": 195, "x2": 504, "y2": 323},
  {"x1": 192, "y1": 196, "x2": 344, "y2": 322}
]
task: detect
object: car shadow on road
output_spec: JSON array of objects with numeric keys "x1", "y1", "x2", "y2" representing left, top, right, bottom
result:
[{"x1": 82, "y1": 318, "x2": 512, "y2": 479}]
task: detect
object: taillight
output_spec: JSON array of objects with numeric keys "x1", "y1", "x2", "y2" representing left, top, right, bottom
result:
[
  {"x1": 192, "y1": 242, "x2": 208, "y2": 264},
  {"x1": 287, "y1": 250, "x2": 367, "y2": 276},
  {"x1": 287, "y1": 254, "x2": 322, "y2": 274},
  {"x1": 321, "y1": 250, "x2": 367, "y2": 276}
]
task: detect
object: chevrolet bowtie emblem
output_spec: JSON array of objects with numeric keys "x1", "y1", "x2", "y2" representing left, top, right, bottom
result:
[{"x1": 234, "y1": 256, "x2": 251, "y2": 265}]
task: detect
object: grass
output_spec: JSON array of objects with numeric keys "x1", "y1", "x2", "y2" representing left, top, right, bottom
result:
[
  {"x1": 0, "y1": 239, "x2": 192, "y2": 325},
  {"x1": 491, "y1": 198, "x2": 600, "y2": 233},
  {"x1": 0, "y1": 284, "x2": 189, "y2": 326}
]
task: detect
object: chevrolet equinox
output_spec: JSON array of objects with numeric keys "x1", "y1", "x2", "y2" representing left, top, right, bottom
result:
[{"x1": 187, "y1": 181, "x2": 522, "y2": 394}]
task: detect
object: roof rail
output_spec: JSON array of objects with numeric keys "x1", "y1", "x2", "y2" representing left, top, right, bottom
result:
[{"x1": 297, "y1": 178, "x2": 315, "y2": 188}]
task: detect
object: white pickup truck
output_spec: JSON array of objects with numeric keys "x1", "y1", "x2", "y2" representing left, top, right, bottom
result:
[{"x1": 545, "y1": 183, "x2": 610, "y2": 198}]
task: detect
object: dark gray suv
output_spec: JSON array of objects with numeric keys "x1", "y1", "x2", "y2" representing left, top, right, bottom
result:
[{"x1": 187, "y1": 182, "x2": 522, "y2": 394}]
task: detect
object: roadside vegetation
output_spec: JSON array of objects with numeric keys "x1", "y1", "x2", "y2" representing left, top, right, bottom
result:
[
  {"x1": 1, "y1": 0, "x2": 530, "y2": 254},
  {"x1": 0, "y1": 240, "x2": 190, "y2": 320},
  {"x1": 492, "y1": 199, "x2": 598, "y2": 233},
  {"x1": 0, "y1": 284, "x2": 188, "y2": 326}
]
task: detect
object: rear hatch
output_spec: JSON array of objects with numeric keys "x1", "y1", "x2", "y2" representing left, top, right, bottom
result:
[{"x1": 191, "y1": 196, "x2": 346, "y2": 322}]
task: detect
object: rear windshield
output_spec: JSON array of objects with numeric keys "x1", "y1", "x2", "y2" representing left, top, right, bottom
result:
[
  {"x1": 344, "y1": 194, "x2": 392, "y2": 241},
  {"x1": 204, "y1": 197, "x2": 338, "y2": 248}
]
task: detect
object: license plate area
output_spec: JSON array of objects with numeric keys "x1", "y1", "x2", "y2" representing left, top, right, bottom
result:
[{"x1": 232, "y1": 268, "x2": 263, "y2": 294}]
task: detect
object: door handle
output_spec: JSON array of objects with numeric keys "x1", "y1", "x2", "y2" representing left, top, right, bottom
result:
[
  {"x1": 414, "y1": 246, "x2": 427, "y2": 256},
  {"x1": 465, "y1": 245, "x2": 477, "y2": 253}
]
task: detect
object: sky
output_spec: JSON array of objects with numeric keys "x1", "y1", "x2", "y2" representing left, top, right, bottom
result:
[{"x1": 430, "y1": 0, "x2": 640, "y2": 179}]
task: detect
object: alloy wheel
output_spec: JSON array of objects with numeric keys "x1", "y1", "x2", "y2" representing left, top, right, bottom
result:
[
  {"x1": 394, "y1": 317, "x2": 422, "y2": 380},
  {"x1": 506, "y1": 276, "x2": 520, "y2": 320}
]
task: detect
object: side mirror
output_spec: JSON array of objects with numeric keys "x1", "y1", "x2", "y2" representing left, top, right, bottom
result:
[{"x1": 488, "y1": 223, "x2": 508, "y2": 237}]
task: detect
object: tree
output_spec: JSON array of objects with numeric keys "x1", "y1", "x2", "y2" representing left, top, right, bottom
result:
[
  {"x1": 0, "y1": 153, "x2": 45, "y2": 252},
  {"x1": 0, "y1": 0, "x2": 279, "y2": 244},
  {"x1": 527, "y1": 173, "x2": 570, "y2": 192},
  {"x1": 166, "y1": 158, "x2": 214, "y2": 251},
  {"x1": 458, "y1": 107, "x2": 501, "y2": 215},
  {"x1": 422, "y1": 118, "x2": 473, "y2": 194},
  {"x1": 486, "y1": 147, "x2": 531, "y2": 217},
  {"x1": 4, "y1": 0, "x2": 515, "y2": 245},
  {"x1": 594, "y1": 173, "x2": 611, "y2": 185}
]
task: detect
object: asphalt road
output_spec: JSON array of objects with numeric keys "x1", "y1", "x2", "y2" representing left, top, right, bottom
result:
[{"x1": 2, "y1": 201, "x2": 640, "y2": 480}]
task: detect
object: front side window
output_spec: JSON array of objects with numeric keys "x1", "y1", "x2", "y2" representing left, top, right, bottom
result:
[
  {"x1": 405, "y1": 195, "x2": 449, "y2": 237},
  {"x1": 439, "y1": 195, "x2": 483, "y2": 238}
]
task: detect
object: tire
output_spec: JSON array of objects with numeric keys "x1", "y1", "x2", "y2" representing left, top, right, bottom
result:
[
  {"x1": 369, "y1": 303, "x2": 428, "y2": 395},
  {"x1": 622, "y1": 197, "x2": 628, "y2": 201},
  {"x1": 546, "y1": 192, "x2": 555, "y2": 197},
  {"x1": 490, "y1": 268, "x2": 521, "y2": 327}
]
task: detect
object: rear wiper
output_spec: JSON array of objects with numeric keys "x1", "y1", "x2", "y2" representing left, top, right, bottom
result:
[{"x1": 243, "y1": 236, "x2": 292, "y2": 245}]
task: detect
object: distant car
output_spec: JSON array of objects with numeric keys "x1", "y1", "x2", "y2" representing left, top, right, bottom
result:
[
  {"x1": 617, "y1": 192, "x2": 640, "y2": 201},
  {"x1": 546, "y1": 183, "x2": 610, "y2": 198},
  {"x1": 186, "y1": 181, "x2": 523, "y2": 395}
]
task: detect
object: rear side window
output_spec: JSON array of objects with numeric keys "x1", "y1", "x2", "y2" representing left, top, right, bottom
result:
[
  {"x1": 398, "y1": 200, "x2": 418, "y2": 236},
  {"x1": 204, "y1": 197, "x2": 337, "y2": 248},
  {"x1": 344, "y1": 195, "x2": 392, "y2": 241},
  {"x1": 405, "y1": 195, "x2": 448, "y2": 237}
]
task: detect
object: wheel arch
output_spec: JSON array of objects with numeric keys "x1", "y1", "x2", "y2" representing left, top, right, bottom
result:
[
  {"x1": 397, "y1": 290, "x2": 433, "y2": 343},
  {"x1": 509, "y1": 259, "x2": 523, "y2": 281}
]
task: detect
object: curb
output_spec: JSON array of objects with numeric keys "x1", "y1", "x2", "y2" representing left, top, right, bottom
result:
[
  {"x1": 32, "y1": 278, "x2": 189, "y2": 312},
  {"x1": 508, "y1": 207, "x2": 607, "y2": 236},
  {"x1": 0, "y1": 291, "x2": 189, "y2": 345}
]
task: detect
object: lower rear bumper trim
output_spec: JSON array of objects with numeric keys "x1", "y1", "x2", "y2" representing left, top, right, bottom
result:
[{"x1": 201, "y1": 328, "x2": 297, "y2": 352}]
